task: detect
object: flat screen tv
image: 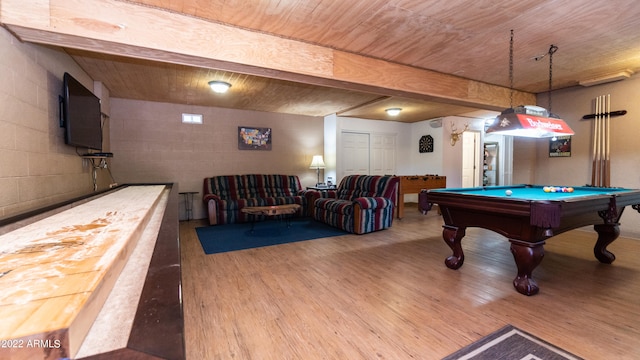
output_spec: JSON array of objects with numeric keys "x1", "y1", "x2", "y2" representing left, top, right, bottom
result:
[{"x1": 60, "y1": 72, "x2": 103, "y2": 151}]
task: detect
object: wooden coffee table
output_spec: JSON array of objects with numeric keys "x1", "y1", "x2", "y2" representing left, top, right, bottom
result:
[{"x1": 241, "y1": 204, "x2": 301, "y2": 231}]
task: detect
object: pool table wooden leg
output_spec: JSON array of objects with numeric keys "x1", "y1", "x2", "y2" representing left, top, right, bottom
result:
[
  {"x1": 509, "y1": 240, "x2": 545, "y2": 296},
  {"x1": 442, "y1": 225, "x2": 466, "y2": 269},
  {"x1": 593, "y1": 223, "x2": 619, "y2": 264}
]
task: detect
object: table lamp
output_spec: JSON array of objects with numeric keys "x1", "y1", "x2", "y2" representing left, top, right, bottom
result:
[{"x1": 309, "y1": 155, "x2": 326, "y2": 186}]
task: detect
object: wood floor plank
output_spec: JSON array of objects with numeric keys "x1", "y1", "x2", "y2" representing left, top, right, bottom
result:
[{"x1": 181, "y1": 204, "x2": 640, "y2": 359}]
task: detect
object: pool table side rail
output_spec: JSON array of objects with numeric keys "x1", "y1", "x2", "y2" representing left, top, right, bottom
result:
[
  {"x1": 425, "y1": 191, "x2": 614, "y2": 218},
  {"x1": 426, "y1": 187, "x2": 640, "y2": 234},
  {"x1": 428, "y1": 185, "x2": 640, "y2": 200}
]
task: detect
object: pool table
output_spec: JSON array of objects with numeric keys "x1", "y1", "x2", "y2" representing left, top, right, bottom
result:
[{"x1": 424, "y1": 184, "x2": 640, "y2": 295}]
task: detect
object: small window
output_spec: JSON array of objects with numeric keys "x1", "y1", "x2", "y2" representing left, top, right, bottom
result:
[{"x1": 182, "y1": 113, "x2": 203, "y2": 124}]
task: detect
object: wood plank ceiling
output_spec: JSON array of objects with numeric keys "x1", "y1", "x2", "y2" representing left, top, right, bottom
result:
[{"x1": 5, "y1": 0, "x2": 640, "y2": 122}]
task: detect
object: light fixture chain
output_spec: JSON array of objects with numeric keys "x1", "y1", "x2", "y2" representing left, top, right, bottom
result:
[
  {"x1": 509, "y1": 29, "x2": 514, "y2": 108},
  {"x1": 548, "y1": 44, "x2": 558, "y2": 113}
]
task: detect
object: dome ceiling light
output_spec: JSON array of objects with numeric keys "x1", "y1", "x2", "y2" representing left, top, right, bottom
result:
[
  {"x1": 208, "y1": 81, "x2": 231, "y2": 93},
  {"x1": 385, "y1": 108, "x2": 402, "y2": 116}
]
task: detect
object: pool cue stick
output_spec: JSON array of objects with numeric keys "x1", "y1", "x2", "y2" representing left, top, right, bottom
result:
[
  {"x1": 598, "y1": 95, "x2": 605, "y2": 186},
  {"x1": 597, "y1": 95, "x2": 602, "y2": 186},
  {"x1": 604, "y1": 94, "x2": 611, "y2": 187},
  {"x1": 593, "y1": 96, "x2": 601, "y2": 186},
  {"x1": 599, "y1": 95, "x2": 607, "y2": 186},
  {"x1": 591, "y1": 97, "x2": 597, "y2": 186},
  {"x1": 600, "y1": 95, "x2": 607, "y2": 186}
]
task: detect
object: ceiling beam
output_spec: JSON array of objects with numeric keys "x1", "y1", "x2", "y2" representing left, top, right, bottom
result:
[{"x1": 1, "y1": 0, "x2": 535, "y2": 110}]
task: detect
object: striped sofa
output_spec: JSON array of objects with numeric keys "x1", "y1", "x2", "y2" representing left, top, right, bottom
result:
[
  {"x1": 203, "y1": 174, "x2": 309, "y2": 225},
  {"x1": 313, "y1": 175, "x2": 400, "y2": 234}
]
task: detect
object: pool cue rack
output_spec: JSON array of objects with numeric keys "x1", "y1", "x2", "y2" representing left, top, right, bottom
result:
[
  {"x1": 582, "y1": 110, "x2": 627, "y2": 120},
  {"x1": 581, "y1": 94, "x2": 627, "y2": 187}
]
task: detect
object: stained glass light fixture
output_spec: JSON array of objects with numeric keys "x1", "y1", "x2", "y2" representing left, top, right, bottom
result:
[{"x1": 485, "y1": 31, "x2": 574, "y2": 138}]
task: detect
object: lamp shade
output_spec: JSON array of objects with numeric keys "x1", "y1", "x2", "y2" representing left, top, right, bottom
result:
[
  {"x1": 309, "y1": 155, "x2": 326, "y2": 169},
  {"x1": 486, "y1": 106, "x2": 574, "y2": 138}
]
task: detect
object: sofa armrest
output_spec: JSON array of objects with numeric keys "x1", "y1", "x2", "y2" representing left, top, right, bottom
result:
[
  {"x1": 324, "y1": 189, "x2": 338, "y2": 198},
  {"x1": 203, "y1": 193, "x2": 221, "y2": 203},
  {"x1": 299, "y1": 190, "x2": 318, "y2": 203},
  {"x1": 203, "y1": 194, "x2": 222, "y2": 225},
  {"x1": 299, "y1": 190, "x2": 321, "y2": 217},
  {"x1": 300, "y1": 189, "x2": 337, "y2": 204},
  {"x1": 354, "y1": 197, "x2": 394, "y2": 210},
  {"x1": 299, "y1": 189, "x2": 337, "y2": 198}
]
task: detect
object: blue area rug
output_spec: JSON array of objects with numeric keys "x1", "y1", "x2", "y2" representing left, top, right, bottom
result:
[{"x1": 196, "y1": 218, "x2": 348, "y2": 254}]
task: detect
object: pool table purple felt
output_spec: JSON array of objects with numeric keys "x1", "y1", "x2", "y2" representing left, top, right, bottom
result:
[{"x1": 424, "y1": 184, "x2": 640, "y2": 295}]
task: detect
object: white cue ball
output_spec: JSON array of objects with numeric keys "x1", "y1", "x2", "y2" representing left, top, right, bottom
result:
[{"x1": 505, "y1": 190, "x2": 513, "y2": 196}]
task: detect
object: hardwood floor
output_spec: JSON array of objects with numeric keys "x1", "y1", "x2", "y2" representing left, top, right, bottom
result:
[{"x1": 180, "y1": 204, "x2": 640, "y2": 359}]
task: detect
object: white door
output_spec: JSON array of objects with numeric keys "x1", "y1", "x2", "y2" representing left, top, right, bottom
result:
[
  {"x1": 462, "y1": 131, "x2": 481, "y2": 187},
  {"x1": 370, "y1": 134, "x2": 396, "y2": 175},
  {"x1": 341, "y1": 132, "x2": 370, "y2": 177}
]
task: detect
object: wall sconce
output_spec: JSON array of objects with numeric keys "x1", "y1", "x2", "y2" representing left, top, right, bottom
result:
[
  {"x1": 385, "y1": 108, "x2": 402, "y2": 116},
  {"x1": 450, "y1": 122, "x2": 469, "y2": 146},
  {"x1": 208, "y1": 81, "x2": 231, "y2": 93},
  {"x1": 309, "y1": 155, "x2": 326, "y2": 185}
]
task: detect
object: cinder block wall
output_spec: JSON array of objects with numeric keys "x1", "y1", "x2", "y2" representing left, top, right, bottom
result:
[
  {"x1": 109, "y1": 98, "x2": 324, "y2": 220},
  {"x1": 0, "y1": 27, "x2": 110, "y2": 220}
]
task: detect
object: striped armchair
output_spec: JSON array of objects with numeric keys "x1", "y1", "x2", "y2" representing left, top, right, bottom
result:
[{"x1": 313, "y1": 175, "x2": 399, "y2": 234}]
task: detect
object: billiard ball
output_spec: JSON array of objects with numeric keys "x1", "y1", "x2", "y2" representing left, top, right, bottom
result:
[
  {"x1": 505, "y1": 190, "x2": 513, "y2": 196},
  {"x1": 567, "y1": 187, "x2": 574, "y2": 193},
  {"x1": 543, "y1": 186, "x2": 551, "y2": 193}
]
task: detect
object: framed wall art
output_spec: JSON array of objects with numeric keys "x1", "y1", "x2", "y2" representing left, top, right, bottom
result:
[
  {"x1": 549, "y1": 135, "x2": 571, "y2": 157},
  {"x1": 238, "y1": 126, "x2": 272, "y2": 150}
]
